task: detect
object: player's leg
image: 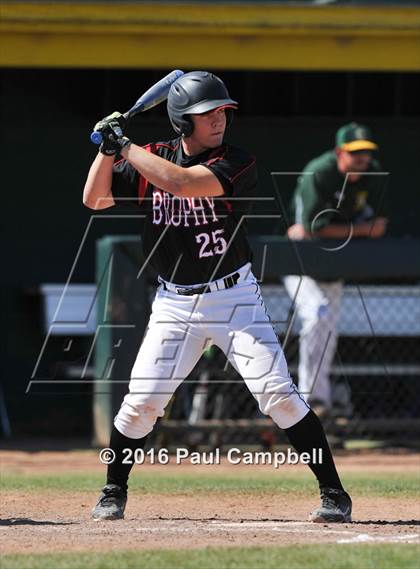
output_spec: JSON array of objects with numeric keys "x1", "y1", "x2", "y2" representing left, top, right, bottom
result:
[
  {"x1": 212, "y1": 277, "x2": 351, "y2": 522},
  {"x1": 318, "y1": 282, "x2": 352, "y2": 417},
  {"x1": 93, "y1": 288, "x2": 207, "y2": 520},
  {"x1": 212, "y1": 280, "x2": 309, "y2": 429},
  {"x1": 283, "y1": 276, "x2": 343, "y2": 415}
]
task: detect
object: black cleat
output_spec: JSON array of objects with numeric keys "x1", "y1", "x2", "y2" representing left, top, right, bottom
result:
[
  {"x1": 310, "y1": 487, "x2": 352, "y2": 523},
  {"x1": 92, "y1": 484, "x2": 127, "y2": 521}
]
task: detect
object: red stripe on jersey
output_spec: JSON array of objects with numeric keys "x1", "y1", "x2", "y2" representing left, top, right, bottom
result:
[
  {"x1": 154, "y1": 142, "x2": 179, "y2": 152},
  {"x1": 222, "y1": 199, "x2": 233, "y2": 212},
  {"x1": 208, "y1": 146, "x2": 226, "y2": 160},
  {"x1": 137, "y1": 143, "x2": 178, "y2": 201},
  {"x1": 206, "y1": 155, "x2": 226, "y2": 167},
  {"x1": 230, "y1": 157, "x2": 256, "y2": 183},
  {"x1": 205, "y1": 149, "x2": 227, "y2": 167},
  {"x1": 137, "y1": 143, "x2": 154, "y2": 204}
]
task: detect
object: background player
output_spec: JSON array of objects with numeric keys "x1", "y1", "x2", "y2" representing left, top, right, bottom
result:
[
  {"x1": 83, "y1": 71, "x2": 352, "y2": 524},
  {"x1": 284, "y1": 123, "x2": 388, "y2": 420}
]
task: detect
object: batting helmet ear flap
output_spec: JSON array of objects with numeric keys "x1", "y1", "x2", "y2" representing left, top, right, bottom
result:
[
  {"x1": 181, "y1": 115, "x2": 194, "y2": 138},
  {"x1": 171, "y1": 115, "x2": 194, "y2": 137}
]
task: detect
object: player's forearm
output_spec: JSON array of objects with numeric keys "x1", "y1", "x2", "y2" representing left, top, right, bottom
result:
[
  {"x1": 315, "y1": 220, "x2": 385, "y2": 239},
  {"x1": 83, "y1": 154, "x2": 115, "y2": 210},
  {"x1": 315, "y1": 224, "x2": 372, "y2": 238},
  {"x1": 121, "y1": 143, "x2": 189, "y2": 196},
  {"x1": 315, "y1": 224, "x2": 356, "y2": 238}
]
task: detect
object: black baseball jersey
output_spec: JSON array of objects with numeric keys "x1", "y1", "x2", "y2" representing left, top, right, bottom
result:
[{"x1": 111, "y1": 138, "x2": 257, "y2": 284}]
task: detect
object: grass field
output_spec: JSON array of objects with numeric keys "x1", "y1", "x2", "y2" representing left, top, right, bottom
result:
[
  {"x1": 1, "y1": 470, "x2": 419, "y2": 497},
  {"x1": 1, "y1": 451, "x2": 419, "y2": 569},
  {"x1": 2, "y1": 544, "x2": 420, "y2": 569}
]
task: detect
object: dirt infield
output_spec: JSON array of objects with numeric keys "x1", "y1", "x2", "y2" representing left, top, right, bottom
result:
[{"x1": 1, "y1": 451, "x2": 419, "y2": 554}]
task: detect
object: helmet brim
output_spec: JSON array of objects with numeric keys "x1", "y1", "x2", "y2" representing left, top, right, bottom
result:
[{"x1": 183, "y1": 99, "x2": 238, "y2": 115}]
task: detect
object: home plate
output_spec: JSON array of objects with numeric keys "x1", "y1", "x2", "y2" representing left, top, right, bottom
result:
[
  {"x1": 337, "y1": 533, "x2": 419, "y2": 544},
  {"x1": 212, "y1": 521, "x2": 354, "y2": 535}
]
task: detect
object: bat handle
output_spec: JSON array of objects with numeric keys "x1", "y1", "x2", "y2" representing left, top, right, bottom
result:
[
  {"x1": 90, "y1": 111, "x2": 130, "y2": 145},
  {"x1": 90, "y1": 131, "x2": 103, "y2": 145}
]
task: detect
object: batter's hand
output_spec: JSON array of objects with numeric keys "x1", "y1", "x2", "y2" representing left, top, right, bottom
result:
[
  {"x1": 94, "y1": 112, "x2": 126, "y2": 136},
  {"x1": 94, "y1": 112, "x2": 127, "y2": 156},
  {"x1": 99, "y1": 136, "x2": 120, "y2": 156}
]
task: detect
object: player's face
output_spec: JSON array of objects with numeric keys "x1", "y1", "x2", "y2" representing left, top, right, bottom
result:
[
  {"x1": 336, "y1": 149, "x2": 372, "y2": 182},
  {"x1": 190, "y1": 107, "x2": 227, "y2": 150}
]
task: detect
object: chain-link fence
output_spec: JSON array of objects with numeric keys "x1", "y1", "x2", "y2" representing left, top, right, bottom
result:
[
  {"x1": 151, "y1": 284, "x2": 420, "y2": 448},
  {"x1": 28, "y1": 237, "x2": 420, "y2": 445},
  {"x1": 30, "y1": 236, "x2": 416, "y2": 446}
]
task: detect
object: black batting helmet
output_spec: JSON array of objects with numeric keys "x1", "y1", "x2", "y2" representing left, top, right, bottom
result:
[{"x1": 167, "y1": 71, "x2": 238, "y2": 137}]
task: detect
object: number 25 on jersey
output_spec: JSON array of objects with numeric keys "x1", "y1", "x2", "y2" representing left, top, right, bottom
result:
[{"x1": 195, "y1": 229, "x2": 227, "y2": 258}]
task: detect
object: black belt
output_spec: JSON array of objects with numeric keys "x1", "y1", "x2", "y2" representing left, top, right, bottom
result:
[{"x1": 161, "y1": 272, "x2": 240, "y2": 296}]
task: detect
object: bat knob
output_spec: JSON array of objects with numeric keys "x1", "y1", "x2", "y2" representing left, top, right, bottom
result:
[{"x1": 90, "y1": 131, "x2": 103, "y2": 145}]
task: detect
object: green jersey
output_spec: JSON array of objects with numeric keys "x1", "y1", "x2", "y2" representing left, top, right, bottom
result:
[{"x1": 291, "y1": 150, "x2": 385, "y2": 232}]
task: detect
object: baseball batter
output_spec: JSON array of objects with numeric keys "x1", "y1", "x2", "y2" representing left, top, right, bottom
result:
[{"x1": 83, "y1": 72, "x2": 352, "y2": 523}]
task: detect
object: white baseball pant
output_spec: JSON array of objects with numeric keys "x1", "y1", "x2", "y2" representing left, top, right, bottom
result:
[
  {"x1": 114, "y1": 264, "x2": 309, "y2": 438},
  {"x1": 283, "y1": 275, "x2": 343, "y2": 409}
]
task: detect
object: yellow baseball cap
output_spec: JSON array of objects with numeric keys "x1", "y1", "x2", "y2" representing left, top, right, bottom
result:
[{"x1": 336, "y1": 122, "x2": 378, "y2": 152}]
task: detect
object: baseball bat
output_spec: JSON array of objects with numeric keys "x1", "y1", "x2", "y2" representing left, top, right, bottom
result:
[{"x1": 90, "y1": 69, "x2": 184, "y2": 145}]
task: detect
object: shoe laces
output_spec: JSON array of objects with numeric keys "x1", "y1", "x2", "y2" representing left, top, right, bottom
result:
[
  {"x1": 320, "y1": 488, "x2": 342, "y2": 509},
  {"x1": 100, "y1": 486, "x2": 124, "y2": 506}
]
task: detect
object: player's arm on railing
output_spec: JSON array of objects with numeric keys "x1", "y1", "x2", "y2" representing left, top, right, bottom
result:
[
  {"x1": 316, "y1": 217, "x2": 388, "y2": 239},
  {"x1": 288, "y1": 218, "x2": 388, "y2": 240}
]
